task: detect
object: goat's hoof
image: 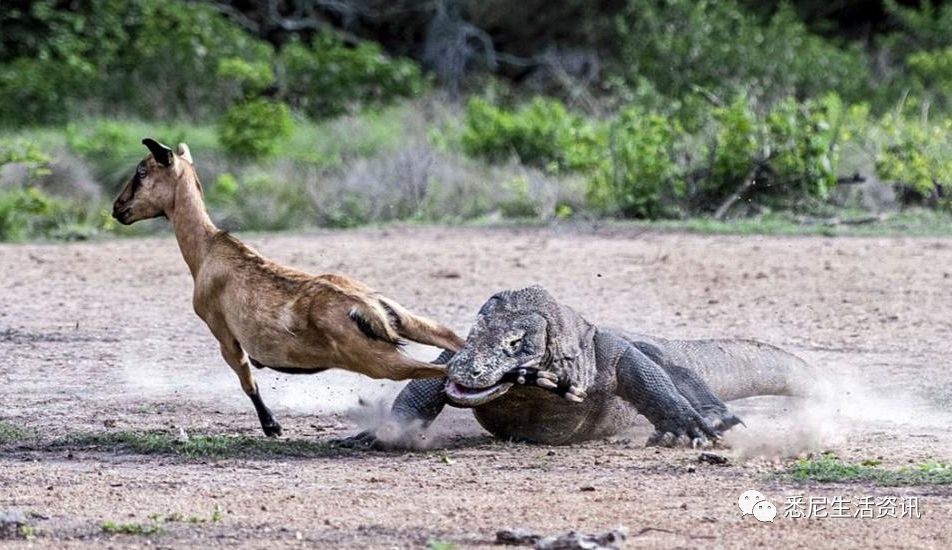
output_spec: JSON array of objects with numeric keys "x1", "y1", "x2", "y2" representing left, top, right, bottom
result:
[{"x1": 263, "y1": 422, "x2": 283, "y2": 437}]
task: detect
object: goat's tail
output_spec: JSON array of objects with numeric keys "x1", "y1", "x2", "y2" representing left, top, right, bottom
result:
[{"x1": 379, "y1": 298, "x2": 464, "y2": 352}]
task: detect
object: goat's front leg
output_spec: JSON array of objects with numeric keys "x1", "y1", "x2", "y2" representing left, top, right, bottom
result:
[{"x1": 219, "y1": 339, "x2": 282, "y2": 437}]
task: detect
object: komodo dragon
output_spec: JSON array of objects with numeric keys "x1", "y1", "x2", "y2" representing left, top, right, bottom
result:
[{"x1": 364, "y1": 285, "x2": 815, "y2": 447}]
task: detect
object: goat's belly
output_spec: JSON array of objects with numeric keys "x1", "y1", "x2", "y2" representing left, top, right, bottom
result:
[
  {"x1": 472, "y1": 389, "x2": 640, "y2": 445},
  {"x1": 234, "y1": 326, "x2": 333, "y2": 373}
]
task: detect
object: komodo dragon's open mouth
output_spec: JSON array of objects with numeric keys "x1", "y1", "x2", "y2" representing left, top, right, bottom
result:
[{"x1": 445, "y1": 379, "x2": 514, "y2": 407}]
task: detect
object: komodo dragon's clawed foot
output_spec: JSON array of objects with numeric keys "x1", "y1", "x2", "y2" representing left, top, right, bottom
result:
[
  {"x1": 646, "y1": 409, "x2": 722, "y2": 448},
  {"x1": 647, "y1": 429, "x2": 718, "y2": 449},
  {"x1": 501, "y1": 367, "x2": 587, "y2": 403},
  {"x1": 709, "y1": 412, "x2": 744, "y2": 431}
]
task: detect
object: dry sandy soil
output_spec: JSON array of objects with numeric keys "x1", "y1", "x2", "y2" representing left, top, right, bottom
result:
[{"x1": 1, "y1": 226, "x2": 951, "y2": 549}]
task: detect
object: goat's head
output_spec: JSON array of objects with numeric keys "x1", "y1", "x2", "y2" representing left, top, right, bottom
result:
[{"x1": 112, "y1": 138, "x2": 197, "y2": 225}]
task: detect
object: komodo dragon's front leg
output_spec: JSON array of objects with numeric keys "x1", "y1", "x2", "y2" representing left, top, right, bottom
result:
[{"x1": 599, "y1": 331, "x2": 724, "y2": 447}]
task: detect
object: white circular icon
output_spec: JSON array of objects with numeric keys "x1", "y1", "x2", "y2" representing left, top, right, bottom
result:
[
  {"x1": 738, "y1": 490, "x2": 766, "y2": 516},
  {"x1": 753, "y1": 500, "x2": 777, "y2": 522}
]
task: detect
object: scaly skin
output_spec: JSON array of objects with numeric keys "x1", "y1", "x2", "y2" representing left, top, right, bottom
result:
[{"x1": 371, "y1": 286, "x2": 812, "y2": 447}]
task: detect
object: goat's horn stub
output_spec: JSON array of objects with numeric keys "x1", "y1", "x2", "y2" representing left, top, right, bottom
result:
[
  {"x1": 142, "y1": 138, "x2": 174, "y2": 167},
  {"x1": 177, "y1": 143, "x2": 193, "y2": 164}
]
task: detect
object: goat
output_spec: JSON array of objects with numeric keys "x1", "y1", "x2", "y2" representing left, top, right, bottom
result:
[{"x1": 112, "y1": 138, "x2": 464, "y2": 437}]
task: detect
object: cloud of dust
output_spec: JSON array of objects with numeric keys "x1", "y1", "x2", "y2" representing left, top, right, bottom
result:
[
  {"x1": 724, "y1": 363, "x2": 952, "y2": 459},
  {"x1": 117, "y1": 340, "x2": 436, "y2": 419}
]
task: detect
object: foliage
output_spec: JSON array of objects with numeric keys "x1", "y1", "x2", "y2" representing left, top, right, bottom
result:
[
  {"x1": 217, "y1": 99, "x2": 294, "y2": 158},
  {"x1": 61, "y1": 431, "x2": 341, "y2": 459},
  {"x1": 0, "y1": 140, "x2": 103, "y2": 240},
  {"x1": 280, "y1": 33, "x2": 425, "y2": 120},
  {"x1": 788, "y1": 453, "x2": 952, "y2": 486},
  {"x1": 217, "y1": 57, "x2": 276, "y2": 97},
  {"x1": 906, "y1": 47, "x2": 952, "y2": 109},
  {"x1": 871, "y1": 112, "x2": 952, "y2": 207},
  {"x1": 0, "y1": 421, "x2": 29, "y2": 444},
  {"x1": 883, "y1": 0, "x2": 952, "y2": 53},
  {"x1": 461, "y1": 97, "x2": 602, "y2": 172},
  {"x1": 693, "y1": 93, "x2": 844, "y2": 211},
  {"x1": 0, "y1": 0, "x2": 273, "y2": 125},
  {"x1": 100, "y1": 521, "x2": 162, "y2": 536},
  {"x1": 589, "y1": 107, "x2": 682, "y2": 218},
  {"x1": 614, "y1": 0, "x2": 871, "y2": 106}
]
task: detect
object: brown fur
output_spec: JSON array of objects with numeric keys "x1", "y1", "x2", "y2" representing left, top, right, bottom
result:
[{"x1": 113, "y1": 140, "x2": 463, "y2": 435}]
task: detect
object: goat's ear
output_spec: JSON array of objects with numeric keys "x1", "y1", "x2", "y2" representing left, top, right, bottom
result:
[
  {"x1": 177, "y1": 143, "x2": 193, "y2": 164},
  {"x1": 142, "y1": 138, "x2": 174, "y2": 167}
]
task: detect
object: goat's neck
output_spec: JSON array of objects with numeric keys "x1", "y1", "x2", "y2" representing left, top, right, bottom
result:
[{"x1": 168, "y1": 176, "x2": 217, "y2": 279}]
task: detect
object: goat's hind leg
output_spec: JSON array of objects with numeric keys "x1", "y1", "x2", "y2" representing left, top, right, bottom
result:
[{"x1": 218, "y1": 338, "x2": 283, "y2": 437}]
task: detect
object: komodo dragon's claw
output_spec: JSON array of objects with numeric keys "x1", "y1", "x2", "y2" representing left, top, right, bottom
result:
[{"x1": 502, "y1": 367, "x2": 588, "y2": 403}]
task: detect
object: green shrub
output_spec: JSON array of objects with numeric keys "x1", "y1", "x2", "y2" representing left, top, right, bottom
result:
[
  {"x1": 872, "y1": 113, "x2": 952, "y2": 207},
  {"x1": 589, "y1": 107, "x2": 682, "y2": 218},
  {"x1": 217, "y1": 99, "x2": 294, "y2": 158},
  {"x1": 0, "y1": 187, "x2": 100, "y2": 241},
  {"x1": 906, "y1": 47, "x2": 952, "y2": 109},
  {"x1": 765, "y1": 94, "x2": 842, "y2": 199},
  {"x1": 696, "y1": 94, "x2": 843, "y2": 210},
  {"x1": 280, "y1": 33, "x2": 425, "y2": 120},
  {"x1": 461, "y1": 97, "x2": 602, "y2": 172},
  {"x1": 614, "y1": 0, "x2": 871, "y2": 105},
  {"x1": 211, "y1": 171, "x2": 314, "y2": 231},
  {"x1": 217, "y1": 57, "x2": 275, "y2": 97},
  {"x1": 0, "y1": 0, "x2": 273, "y2": 124}
]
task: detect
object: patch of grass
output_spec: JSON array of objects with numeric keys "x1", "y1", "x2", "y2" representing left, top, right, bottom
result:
[
  {"x1": 100, "y1": 521, "x2": 162, "y2": 536},
  {"x1": 785, "y1": 453, "x2": 952, "y2": 486},
  {"x1": 428, "y1": 541, "x2": 456, "y2": 550},
  {"x1": 58, "y1": 431, "x2": 344, "y2": 459},
  {"x1": 0, "y1": 421, "x2": 28, "y2": 444},
  {"x1": 148, "y1": 504, "x2": 223, "y2": 525}
]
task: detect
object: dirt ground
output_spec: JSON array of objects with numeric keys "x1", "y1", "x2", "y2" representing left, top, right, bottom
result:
[{"x1": 1, "y1": 225, "x2": 951, "y2": 549}]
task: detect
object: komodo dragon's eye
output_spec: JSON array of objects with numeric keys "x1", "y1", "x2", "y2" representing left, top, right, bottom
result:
[{"x1": 506, "y1": 336, "x2": 524, "y2": 354}]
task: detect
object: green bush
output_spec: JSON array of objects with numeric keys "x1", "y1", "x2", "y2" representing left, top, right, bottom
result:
[
  {"x1": 872, "y1": 113, "x2": 952, "y2": 207},
  {"x1": 0, "y1": 0, "x2": 273, "y2": 125},
  {"x1": 280, "y1": 33, "x2": 425, "y2": 120},
  {"x1": 217, "y1": 57, "x2": 276, "y2": 97},
  {"x1": 0, "y1": 187, "x2": 102, "y2": 241},
  {"x1": 589, "y1": 107, "x2": 682, "y2": 218},
  {"x1": 217, "y1": 99, "x2": 294, "y2": 158},
  {"x1": 765, "y1": 94, "x2": 842, "y2": 199},
  {"x1": 696, "y1": 94, "x2": 843, "y2": 210},
  {"x1": 906, "y1": 47, "x2": 952, "y2": 109},
  {"x1": 461, "y1": 97, "x2": 602, "y2": 172},
  {"x1": 614, "y1": 0, "x2": 871, "y2": 105},
  {"x1": 213, "y1": 171, "x2": 314, "y2": 231}
]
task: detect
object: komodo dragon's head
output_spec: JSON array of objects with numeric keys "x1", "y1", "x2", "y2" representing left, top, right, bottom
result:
[{"x1": 445, "y1": 285, "x2": 596, "y2": 407}]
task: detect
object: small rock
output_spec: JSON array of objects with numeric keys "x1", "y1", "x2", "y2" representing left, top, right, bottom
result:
[
  {"x1": 430, "y1": 269, "x2": 461, "y2": 279},
  {"x1": 176, "y1": 427, "x2": 189, "y2": 443},
  {"x1": 698, "y1": 452, "x2": 729, "y2": 466},
  {"x1": 103, "y1": 419, "x2": 117, "y2": 428},
  {"x1": 579, "y1": 486, "x2": 596, "y2": 492},
  {"x1": 496, "y1": 528, "x2": 541, "y2": 546},
  {"x1": 534, "y1": 527, "x2": 627, "y2": 550}
]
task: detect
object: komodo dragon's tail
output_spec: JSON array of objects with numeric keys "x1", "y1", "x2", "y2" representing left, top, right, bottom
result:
[{"x1": 627, "y1": 334, "x2": 823, "y2": 402}]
